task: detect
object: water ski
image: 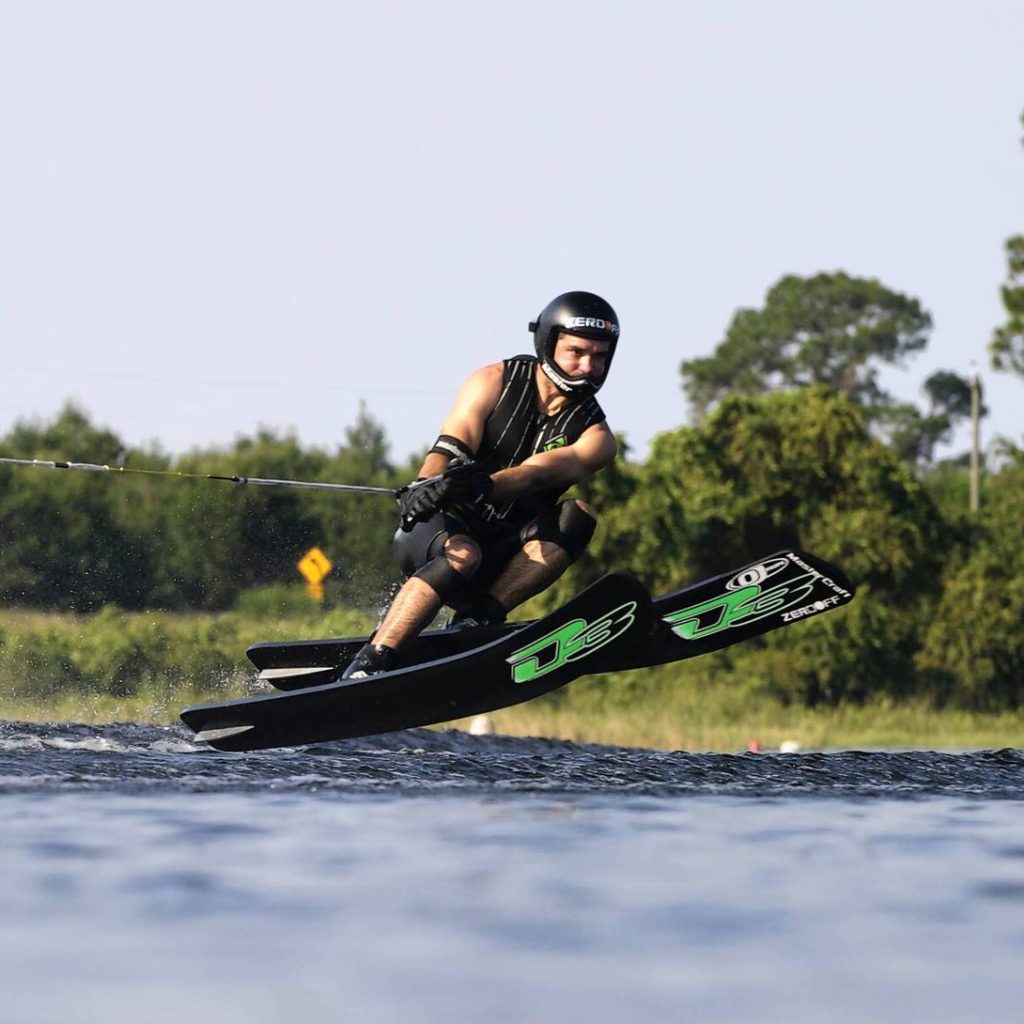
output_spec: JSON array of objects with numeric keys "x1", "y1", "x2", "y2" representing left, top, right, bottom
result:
[
  {"x1": 181, "y1": 551, "x2": 854, "y2": 751},
  {"x1": 246, "y1": 550, "x2": 853, "y2": 688},
  {"x1": 181, "y1": 572, "x2": 654, "y2": 752}
]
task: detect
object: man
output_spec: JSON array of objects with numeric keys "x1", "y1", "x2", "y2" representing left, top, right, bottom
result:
[{"x1": 342, "y1": 290, "x2": 621, "y2": 678}]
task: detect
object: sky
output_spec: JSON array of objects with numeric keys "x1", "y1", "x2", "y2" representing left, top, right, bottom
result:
[{"x1": 1, "y1": 1, "x2": 1022, "y2": 468}]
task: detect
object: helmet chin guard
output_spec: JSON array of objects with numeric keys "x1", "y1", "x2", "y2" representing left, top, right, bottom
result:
[{"x1": 528, "y1": 291, "x2": 619, "y2": 397}]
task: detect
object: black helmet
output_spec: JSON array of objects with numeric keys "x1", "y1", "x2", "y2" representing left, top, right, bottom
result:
[{"x1": 528, "y1": 291, "x2": 619, "y2": 397}]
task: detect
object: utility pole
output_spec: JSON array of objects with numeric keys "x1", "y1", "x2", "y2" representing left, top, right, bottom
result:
[{"x1": 969, "y1": 372, "x2": 981, "y2": 514}]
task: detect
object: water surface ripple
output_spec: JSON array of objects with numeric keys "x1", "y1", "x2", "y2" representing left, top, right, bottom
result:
[
  {"x1": 3, "y1": 721, "x2": 1024, "y2": 1023},
  {"x1": 1, "y1": 720, "x2": 1023, "y2": 798}
]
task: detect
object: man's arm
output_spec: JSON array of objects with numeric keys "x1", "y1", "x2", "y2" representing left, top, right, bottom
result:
[
  {"x1": 490, "y1": 422, "x2": 617, "y2": 502},
  {"x1": 416, "y1": 363, "x2": 504, "y2": 478}
]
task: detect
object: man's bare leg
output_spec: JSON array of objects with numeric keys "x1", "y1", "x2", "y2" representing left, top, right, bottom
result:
[
  {"x1": 342, "y1": 535, "x2": 483, "y2": 678},
  {"x1": 372, "y1": 577, "x2": 444, "y2": 649},
  {"x1": 373, "y1": 535, "x2": 480, "y2": 649},
  {"x1": 481, "y1": 499, "x2": 596, "y2": 615},
  {"x1": 486, "y1": 539, "x2": 571, "y2": 613}
]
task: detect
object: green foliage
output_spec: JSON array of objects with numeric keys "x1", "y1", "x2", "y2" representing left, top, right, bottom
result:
[
  {"x1": 915, "y1": 463, "x2": 1024, "y2": 709},
  {"x1": 747, "y1": 585, "x2": 921, "y2": 707},
  {"x1": 873, "y1": 371, "x2": 981, "y2": 466},
  {"x1": 0, "y1": 467, "x2": 153, "y2": 610},
  {"x1": 989, "y1": 113, "x2": 1024, "y2": 380},
  {"x1": 679, "y1": 271, "x2": 981, "y2": 466},
  {"x1": 0, "y1": 601, "x2": 381, "y2": 714},
  {"x1": 529, "y1": 387, "x2": 956, "y2": 708},
  {"x1": 232, "y1": 583, "x2": 325, "y2": 618},
  {"x1": 67, "y1": 606, "x2": 172, "y2": 697},
  {"x1": 0, "y1": 404, "x2": 402, "y2": 614},
  {"x1": 0, "y1": 624, "x2": 82, "y2": 701},
  {"x1": 588, "y1": 388, "x2": 942, "y2": 594},
  {"x1": 2, "y1": 402, "x2": 128, "y2": 462},
  {"x1": 918, "y1": 462, "x2": 976, "y2": 538},
  {"x1": 304, "y1": 403, "x2": 403, "y2": 607},
  {"x1": 923, "y1": 370, "x2": 975, "y2": 420},
  {"x1": 990, "y1": 234, "x2": 1024, "y2": 378},
  {"x1": 151, "y1": 430, "x2": 330, "y2": 608},
  {"x1": 680, "y1": 272, "x2": 932, "y2": 415}
]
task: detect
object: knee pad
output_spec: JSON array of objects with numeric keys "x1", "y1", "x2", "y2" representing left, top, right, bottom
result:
[
  {"x1": 393, "y1": 514, "x2": 450, "y2": 577},
  {"x1": 520, "y1": 500, "x2": 596, "y2": 563},
  {"x1": 413, "y1": 554, "x2": 476, "y2": 606},
  {"x1": 394, "y1": 515, "x2": 480, "y2": 605}
]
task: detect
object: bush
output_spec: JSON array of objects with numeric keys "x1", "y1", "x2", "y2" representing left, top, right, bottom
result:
[{"x1": 0, "y1": 625, "x2": 83, "y2": 700}]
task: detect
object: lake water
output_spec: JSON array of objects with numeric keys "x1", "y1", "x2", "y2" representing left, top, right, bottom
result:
[{"x1": 2, "y1": 722, "x2": 1023, "y2": 1023}]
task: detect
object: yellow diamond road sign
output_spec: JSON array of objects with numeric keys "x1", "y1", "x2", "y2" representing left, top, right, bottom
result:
[{"x1": 298, "y1": 547, "x2": 333, "y2": 585}]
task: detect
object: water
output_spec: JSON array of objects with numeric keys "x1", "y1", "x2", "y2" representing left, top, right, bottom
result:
[{"x1": 2, "y1": 722, "x2": 1024, "y2": 1023}]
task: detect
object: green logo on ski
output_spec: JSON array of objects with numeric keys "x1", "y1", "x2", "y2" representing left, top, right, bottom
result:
[
  {"x1": 507, "y1": 601, "x2": 637, "y2": 683},
  {"x1": 663, "y1": 572, "x2": 817, "y2": 640}
]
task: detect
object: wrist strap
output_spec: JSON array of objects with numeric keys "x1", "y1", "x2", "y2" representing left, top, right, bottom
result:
[{"x1": 429, "y1": 434, "x2": 474, "y2": 462}]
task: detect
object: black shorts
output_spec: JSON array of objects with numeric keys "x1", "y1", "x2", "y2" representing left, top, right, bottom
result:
[{"x1": 392, "y1": 510, "x2": 538, "y2": 595}]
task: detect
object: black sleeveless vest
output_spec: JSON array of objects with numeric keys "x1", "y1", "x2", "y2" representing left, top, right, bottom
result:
[{"x1": 470, "y1": 355, "x2": 606, "y2": 527}]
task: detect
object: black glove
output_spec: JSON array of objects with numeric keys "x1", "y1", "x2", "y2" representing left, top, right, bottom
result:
[{"x1": 397, "y1": 462, "x2": 493, "y2": 532}]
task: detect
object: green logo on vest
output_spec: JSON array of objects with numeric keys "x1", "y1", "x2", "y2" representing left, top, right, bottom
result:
[{"x1": 542, "y1": 435, "x2": 568, "y2": 451}]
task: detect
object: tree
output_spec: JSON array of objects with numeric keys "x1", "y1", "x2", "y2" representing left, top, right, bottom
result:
[
  {"x1": 2, "y1": 402, "x2": 126, "y2": 462},
  {"x1": 307, "y1": 402, "x2": 402, "y2": 606},
  {"x1": 991, "y1": 234, "x2": 1024, "y2": 378},
  {"x1": 150, "y1": 430, "x2": 327, "y2": 609},
  {"x1": 341, "y1": 401, "x2": 393, "y2": 477},
  {"x1": 989, "y1": 112, "x2": 1024, "y2": 379},
  {"x1": 872, "y1": 370, "x2": 982, "y2": 465},
  {"x1": 916, "y1": 462, "x2": 1024, "y2": 709},
  {"x1": 681, "y1": 272, "x2": 983, "y2": 465},
  {"x1": 538, "y1": 387, "x2": 948, "y2": 705},
  {"x1": 0, "y1": 403, "x2": 407, "y2": 611},
  {"x1": 680, "y1": 272, "x2": 933, "y2": 417},
  {"x1": 602, "y1": 387, "x2": 943, "y2": 595},
  {"x1": 0, "y1": 406, "x2": 153, "y2": 610}
]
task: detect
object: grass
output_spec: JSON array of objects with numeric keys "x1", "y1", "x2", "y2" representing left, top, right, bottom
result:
[
  {"x1": 453, "y1": 689, "x2": 1024, "y2": 752},
  {"x1": 1, "y1": 687, "x2": 230, "y2": 726}
]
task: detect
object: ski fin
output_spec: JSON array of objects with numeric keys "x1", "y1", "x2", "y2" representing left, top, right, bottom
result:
[
  {"x1": 193, "y1": 724, "x2": 255, "y2": 743},
  {"x1": 258, "y1": 666, "x2": 335, "y2": 681}
]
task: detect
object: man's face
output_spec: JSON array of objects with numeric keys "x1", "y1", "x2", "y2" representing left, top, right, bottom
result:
[{"x1": 552, "y1": 332, "x2": 611, "y2": 383}]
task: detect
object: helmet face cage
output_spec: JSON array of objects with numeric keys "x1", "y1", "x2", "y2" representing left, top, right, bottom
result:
[{"x1": 529, "y1": 291, "x2": 619, "y2": 397}]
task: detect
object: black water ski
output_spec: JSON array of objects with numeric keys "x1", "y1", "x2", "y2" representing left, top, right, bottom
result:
[
  {"x1": 249, "y1": 550, "x2": 854, "y2": 690},
  {"x1": 247, "y1": 623, "x2": 519, "y2": 691},
  {"x1": 181, "y1": 573, "x2": 653, "y2": 752},
  {"x1": 602, "y1": 549, "x2": 855, "y2": 670}
]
